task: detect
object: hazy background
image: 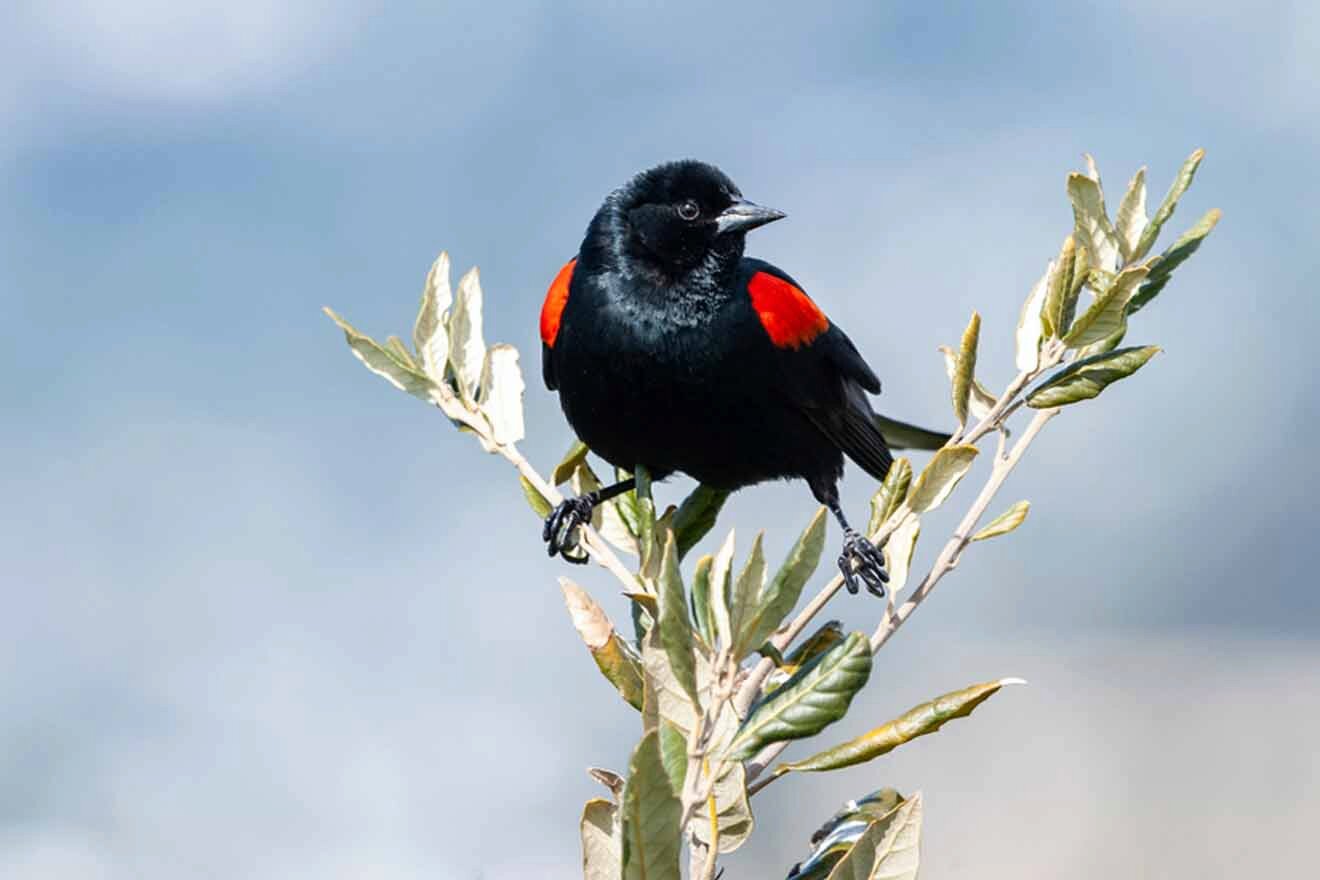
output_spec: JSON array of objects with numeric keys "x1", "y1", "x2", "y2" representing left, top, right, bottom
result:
[{"x1": 3, "y1": 1, "x2": 1317, "y2": 877}]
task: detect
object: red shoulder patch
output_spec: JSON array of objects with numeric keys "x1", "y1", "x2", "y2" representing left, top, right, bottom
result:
[
  {"x1": 747, "y1": 271, "x2": 829, "y2": 349},
  {"x1": 539, "y1": 258, "x2": 577, "y2": 347}
]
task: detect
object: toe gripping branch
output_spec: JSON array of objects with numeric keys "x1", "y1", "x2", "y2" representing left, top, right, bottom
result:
[
  {"x1": 542, "y1": 476, "x2": 638, "y2": 564},
  {"x1": 826, "y1": 498, "x2": 888, "y2": 597}
]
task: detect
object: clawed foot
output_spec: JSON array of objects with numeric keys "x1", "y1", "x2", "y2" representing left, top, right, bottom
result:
[
  {"x1": 838, "y1": 529, "x2": 888, "y2": 597},
  {"x1": 543, "y1": 496, "x2": 595, "y2": 563}
]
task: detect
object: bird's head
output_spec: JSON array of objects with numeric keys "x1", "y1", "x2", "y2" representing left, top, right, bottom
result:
[{"x1": 607, "y1": 160, "x2": 785, "y2": 279}]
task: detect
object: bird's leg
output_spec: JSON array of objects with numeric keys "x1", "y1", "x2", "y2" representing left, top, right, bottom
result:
[
  {"x1": 542, "y1": 477, "x2": 638, "y2": 563},
  {"x1": 827, "y1": 499, "x2": 889, "y2": 597}
]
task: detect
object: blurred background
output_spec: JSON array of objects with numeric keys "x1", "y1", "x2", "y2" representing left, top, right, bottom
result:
[{"x1": 3, "y1": 1, "x2": 1317, "y2": 877}]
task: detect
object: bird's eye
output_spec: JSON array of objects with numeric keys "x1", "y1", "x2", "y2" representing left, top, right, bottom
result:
[{"x1": 677, "y1": 200, "x2": 700, "y2": 221}]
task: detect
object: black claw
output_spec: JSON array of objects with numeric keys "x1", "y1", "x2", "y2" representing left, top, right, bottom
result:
[
  {"x1": 838, "y1": 530, "x2": 888, "y2": 599},
  {"x1": 543, "y1": 496, "x2": 595, "y2": 562}
]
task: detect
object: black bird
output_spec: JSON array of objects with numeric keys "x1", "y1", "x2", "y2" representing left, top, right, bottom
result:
[{"x1": 539, "y1": 160, "x2": 947, "y2": 596}]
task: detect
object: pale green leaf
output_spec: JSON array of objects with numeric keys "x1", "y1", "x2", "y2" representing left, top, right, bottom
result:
[
  {"x1": 657, "y1": 720, "x2": 687, "y2": 794},
  {"x1": 519, "y1": 475, "x2": 553, "y2": 518},
  {"x1": 938, "y1": 346, "x2": 994, "y2": 423},
  {"x1": 621, "y1": 731, "x2": 682, "y2": 880},
  {"x1": 384, "y1": 335, "x2": 415, "y2": 367},
  {"x1": 822, "y1": 793, "x2": 923, "y2": 880},
  {"x1": 1114, "y1": 167, "x2": 1148, "y2": 263},
  {"x1": 735, "y1": 508, "x2": 827, "y2": 658},
  {"x1": 640, "y1": 616, "x2": 702, "y2": 733},
  {"x1": 690, "y1": 554, "x2": 715, "y2": 648},
  {"x1": 951, "y1": 311, "x2": 981, "y2": 427},
  {"x1": 1014, "y1": 261, "x2": 1051, "y2": 371},
  {"x1": 867, "y1": 458, "x2": 912, "y2": 536},
  {"x1": 581, "y1": 798, "x2": 622, "y2": 880},
  {"x1": 552, "y1": 440, "x2": 590, "y2": 486},
  {"x1": 729, "y1": 532, "x2": 766, "y2": 655},
  {"x1": 572, "y1": 461, "x2": 639, "y2": 557},
  {"x1": 1027, "y1": 345, "x2": 1161, "y2": 409},
  {"x1": 561, "y1": 579, "x2": 644, "y2": 710},
  {"x1": 882, "y1": 512, "x2": 920, "y2": 597},
  {"x1": 907, "y1": 445, "x2": 978, "y2": 514},
  {"x1": 691, "y1": 760, "x2": 755, "y2": 854},
  {"x1": 725, "y1": 632, "x2": 872, "y2": 760},
  {"x1": 1129, "y1": 208, "x2": 1221, "y2": 315},
  {"x1": 1067, "y1": 172, "x2": 1121, "y2": 272},
  {"x1": 774, "y1": 679, "x2": 1023, "y2": 777},
  {"x1": 672, "y1": 484, "x2": 730, "y2": 560},
  {"x1": 476, "y1": 343, "x2": 525, "y2": 446},
  {"x1": 412, "y1": 251, "x2": 452, "y2": 381},
  {"x1": 447, "y1": 266, "x2": 486, "y2": 403},
  {"x1": 709, "y1": 530, "x2": 736, "y2": 651},
  {"x1": 1061, "y1": 264, "x2": 1149, "y2": 348},
  {"x1": 1133, "y1": 148, "x2": 1205, "y2": 261},
  {"x1": 1042, "y1": 235, "x2": 1077, "y2": 339},
  {"x1": 657, "y1": 532, "x2": 700, "y2": 708},
  {"x1": 971, "y1": 501, "x2": 1030, "y2": 541},
  {"x1": 324, "y1": 308, "x2": 437, "y2": 401}
]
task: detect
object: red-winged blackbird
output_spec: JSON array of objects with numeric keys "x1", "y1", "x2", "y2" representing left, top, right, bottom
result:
[{"x1": 540, "y1": 160, "x2": 948, "y2": 596}]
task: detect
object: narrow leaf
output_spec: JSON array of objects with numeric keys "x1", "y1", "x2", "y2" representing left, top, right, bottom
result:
[
  {"x1": 384, "y1": 335, "x2": 416, "y2": 367},
  {"x1": 726, "y1": 632, "x2": 872, "y2": 760},
  {"x1": 620, "y1": 731, "x2": 682, "y2": 880},
  {"x1": 1133, "y1": 148, "x2": 1205, "y2": 261},
  {"x1": 672, "y1": 484, "x2": 730, "y2": 559},
  {"x1": 1128, "y1": 208, "x2": 1221, "y2": 315},
  {"x1": 1042, "y1": 236, "x2": 1077, "y2": 339},
  {"x1": 324, "y1": 308, "x2": 437, "y2": 401},
  {"x1": 1061, "y1": 264, "x2": 1149, "y2": 348},
  {"x1": 867, "y1": 458, "x2": 912, "y2": 536},
  {"x1": 553, "y1": 440, "x2": 591, "y2": 486},
  {"x1": 1014, "y1": 263, "x2": 1051, "y2": 371},
  {"x1": 657, "y1": 720, "x2": 688, "y2": 794},
  {"x1": 938, "y1": 346, "x2": 994, "y2": 423},
  {"x1": 971, "y1": 501, "x2": 1030, "y2": 541},
  {"x1": 581, "y1": 798, "x2": 622, "y2": 880},
  {"x1": 690, "y1": 554, "x2": 715, "y2": 647},
  {"x1": 709, "y1": 530, "x2": 736, "y2": 650},
  {"x1": 1067, "y1": 172, "x2": 1121, "y2": 272},
  {"x1": 447, "y1": 266, "x2": 487, "y2": 403},
  {"x1": 412, "y1": 252, "x2": 452, "y2": 381},
  {"x1": 907, "y1": 445, "x2": 978, "y2": 514},
  {"x1": 657, "y1": 531, "x2": 700, "y2": 708},
  {"x1": 951, "y1": 311, "x2": 981, "y2": 427},
  {"x1": 520, "y1": 475, "x2": 553, "y2": 518},
  {"x1": 729, "y1": 532, "x2": 767, "y2": 655},
  {"x1": 476, "y1": 343, "x2": 525, "y2": 446},
  {"x1": 735, "y1": 508, "x2": 827, "y2": 657},
  {"x1": 775, "y1": 679, "x2": 1024, "y2": 777},
  {"x1": 882, "y1": 513, "x2": 920, "y2": 597},
  {"x1": 1114, "y1": 167, "x2": 1148, "y2": 262},
  {"x1": 561, "y1": 579, "x2": 644, "y2": 710},
  {"x1": 1027, "y1": 345, "x2": 1161, "y2": 409}
]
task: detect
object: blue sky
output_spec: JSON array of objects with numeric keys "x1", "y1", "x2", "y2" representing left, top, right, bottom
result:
[{"x1": 3, "y1": 2, "x2": 1317, "y2": 877}]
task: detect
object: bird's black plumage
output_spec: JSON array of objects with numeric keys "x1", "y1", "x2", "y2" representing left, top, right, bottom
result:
[{"x1": 540, "y1": 160, "x2": 946, "y2": 595}]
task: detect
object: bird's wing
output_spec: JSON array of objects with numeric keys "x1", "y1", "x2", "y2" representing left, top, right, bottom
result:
[
  {"x1": 539, "y1": 258, "x2": 578, "y2": 390},
  {"x1": 739, "y1": 259, "x2": 895, "y2": 482}
]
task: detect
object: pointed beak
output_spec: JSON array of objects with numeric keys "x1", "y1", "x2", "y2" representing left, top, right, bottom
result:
[{"x1": 714, "y1": 199, "x2": 786, "y2": 235}]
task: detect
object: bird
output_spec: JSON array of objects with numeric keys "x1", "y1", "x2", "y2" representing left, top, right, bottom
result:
[{"x1": 538, "y1": 160, "x2": 948, "y2": 596}]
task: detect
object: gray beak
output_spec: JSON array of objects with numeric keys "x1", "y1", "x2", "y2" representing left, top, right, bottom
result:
[{"x1": 714, "y1": 199, "x2": 787, "y2": 235}]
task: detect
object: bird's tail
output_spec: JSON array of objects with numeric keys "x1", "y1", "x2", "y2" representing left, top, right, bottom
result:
[{"x1": 872, "y1": 414, "x2": 951, "y2": 451}]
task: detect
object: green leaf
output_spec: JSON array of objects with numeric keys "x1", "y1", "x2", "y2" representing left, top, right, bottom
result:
[
  {"x1": 735, "y1": 508, "x2": 827, "y2": 658},
  {"x1": 938, "y1": 346, "x2": 995, "y2": 423},
  {"x1": 1061, "y1": 264, "x2": 1149, "y2": 348},
  {"x1": 520, "y1": 475, "x2": 553, "y2": 518},
  {"x1": 657, "y1": 720, "x2": 688, "y2": 793},
  {"x1": 1014, "y1": 260, "x2": 1052, "y2": 372},
  {"x1": 1133, "y1": 148, "x2": 1205, "y2": 261},
  {"x1": 951, "y1": 311, "x2": 981, "y2": 427},
  {"x1": 971, "y1": 501, "x2": 1030, "y2": 541},
  {"x1": 867, "y1": 458, "x2": 911, "y2": 536},
  {"x1": 691, "y1": 759, "x2": 755, "y2": 854},
  {"x1": 1067, "y1": 171, "x2": 1121, "y2": 272},
  {"x1": 767, "y1": 620, "x2": 843, "y2": 694},
  {"x1": 572, "y1": 462, "x2": 640, "y2": 557},
  {"x1": 476, "y1": 343, "x2": 525, "y2": 446},
  {"x1": 672, "y1": 484, "x2": 730, "y2": 560},
  {"x1": 1128, "y1": 208, "x2": 1222, "y2": 315},
  {"x1": 621, "y1": 731, "x2": 682, "y2": 880},
  {"x1": 613, "y1": 468, "x2": 642, "y2": 537},
  {"x1": 1042, "y1": 236, "x2": 1077, "y2": 339},
  {"x1": 561, "y1": 579, "x2": 645, "y2": 710},
  {"x1": 822, "y1": 793, "x2": 923, "y2": 880},
  {"x1": 446, "y1": 266, "x2": 487, "y2": 404},
  {"x1": 708, "y1": 530, "x2": 736, "y2": 651},
  {"x1": 324, "y1": 307, "x2": 438, "y2": 401},
  {"x1": 412, "y1": 251, "x2": 452, "y2": 381},
  {"x1": 1027, "y1": 345, "x2": 1161, "y2": 409},
  {"x1": 634, "y1": 465, "x2": 657, "y2": 569},
  {"x1": 657, "y1": 531, "x2": 700, "y2": 708},
  {"x1": 1077, "y1": 325, "x2": 1127, "y2": 359},
  {"x1": 882, "y1": 513, "x2": 920, "y2": 596},
  {"x1": 729, "y1": 532, "x2": 767, "y2": 655},
  {"x1": 581, "y1": 798, "x2": 622, "y2": 880},
  {"x1": 689, "y1": 554, "x2": 715, "y2": 648},
  {"x1": 907, "y1": 445, "x2": 978, "y2": 514},
  {"x1": 773, "y1": 679, "x2": 1024, "y2": 777},
  {"x1": 384, "y1": 335, "x2": 416, "y2": 368},
  {"x1": 725, "y1": 632, "x2": 872, "y2": 760},
  {"x1": 553, "y1": 440, "x2": 591, "y2": 486},
  {"x1": 1114, "y1": 167, "x2": 1149, "y2": 263}
]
